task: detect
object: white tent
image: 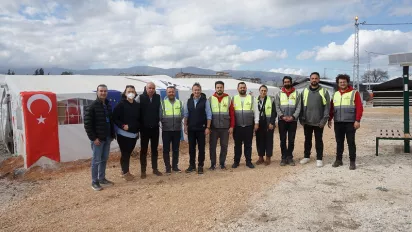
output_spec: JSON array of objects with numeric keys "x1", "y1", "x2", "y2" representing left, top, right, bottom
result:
[
  {"x1": 0, "y1": 75, "x2": 280, "y2": 168},
  {"x1": 2, "y1": 75, "x2": 178, "y2": 168}
]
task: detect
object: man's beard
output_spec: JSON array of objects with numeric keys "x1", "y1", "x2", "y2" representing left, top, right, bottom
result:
[{"x1": 239, "y1": 90, "x2": 246, "y2": 95}]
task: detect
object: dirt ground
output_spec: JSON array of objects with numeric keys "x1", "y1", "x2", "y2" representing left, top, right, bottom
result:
[{"x1": 1, "y1": 107, "x2": 411, "y2": 231}]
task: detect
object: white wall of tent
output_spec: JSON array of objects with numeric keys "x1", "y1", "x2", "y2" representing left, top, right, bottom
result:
[{"x1": 0, "y1": 75, "x2": 279, "y2": 168}]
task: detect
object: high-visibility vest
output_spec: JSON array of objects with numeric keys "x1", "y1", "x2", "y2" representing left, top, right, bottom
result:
[
  {"x1": 256, "y1": 96, "x2": 273, "y2": 124},
  {"x1": 278, "y1": 91, "x2": 298, "y2": 119},
  {"x1": 161, "y1": 98, "x2": 183, "y2": 131},
  {"x1": 233, "y1": 95, "x2": 254, "y2": 127},
  {"x1": 302, "y1": 87, "x2": 327, "y2": 106},
  {"x1": 209, "y1": 95, "x2": 231, "y2": 129},
  {"x1": 332, "y1": 90, "x2": 356, "y2": 122}
]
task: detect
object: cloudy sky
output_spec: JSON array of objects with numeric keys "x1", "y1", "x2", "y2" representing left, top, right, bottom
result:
[{"x1": 0, "y1": 0, "x2": 411, "y2": 77}]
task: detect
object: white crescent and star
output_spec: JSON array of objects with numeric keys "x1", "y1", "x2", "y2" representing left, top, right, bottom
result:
[{"x1": 27, "y1": 94, "x2": 53, "y2": 124}]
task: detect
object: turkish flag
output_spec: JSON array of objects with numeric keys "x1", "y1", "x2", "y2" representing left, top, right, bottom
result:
[
  {"x1": 21, "y1": 91, "x2": 60, "y2": 168},
  {"x1": 64, "y1": 99, "x2": 81, "y2": 124}
]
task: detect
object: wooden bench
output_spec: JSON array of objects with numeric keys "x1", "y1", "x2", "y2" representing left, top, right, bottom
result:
[{"x1": 376, "y1": 129, "x2": 412, "y2": 156}]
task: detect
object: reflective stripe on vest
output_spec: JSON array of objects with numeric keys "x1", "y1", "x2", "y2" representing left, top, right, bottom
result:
[
  {"x1": 279, "y1": 91, "x2": 297, "y2": 117},
  {"x1": 332, "y1": 90, "x2": 356, "y2": 122},
  {"x1": 209, "y1": 95, "x2": 231, "y2": 129},
  {"x1": 257, "y1": 96, "x2": 272, "y2": 124},
  {"x1": 161, "y1": 98, "x2": 182, "y2": 131},
  {"x1": 303, "y1": 87, "x2": 327, "y2": 106},
  {"x1": 233, "y1": 95, "x2": 254, "y2": 127}
]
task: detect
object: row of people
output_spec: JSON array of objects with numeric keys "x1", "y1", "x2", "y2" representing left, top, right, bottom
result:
[{"x1": 84, "y1": 72, "x2": 363, "y2": 191}]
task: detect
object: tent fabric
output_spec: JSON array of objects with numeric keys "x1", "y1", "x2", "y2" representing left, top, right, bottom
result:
[
  {"x1": 2, "y1": 74, "x2": 281, "y2": 167},
  {"x1": 372, "y1": 77, "x2": 411, "y2": 91},
  {"x1": 5, "y1": 75, "x2": 149, "y2": 98}
]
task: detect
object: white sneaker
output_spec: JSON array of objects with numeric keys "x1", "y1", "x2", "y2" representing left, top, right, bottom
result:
[
  {"x1": 316, "y1": 160, "x2": 323, "y2": 167},
  {"x1": 300, "y1": 158, "x2": 310, "y2": 164}
]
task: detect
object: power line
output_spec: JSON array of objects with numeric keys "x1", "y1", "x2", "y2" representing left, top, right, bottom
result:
[{"x1": 361, "y1": 22, "x2": 412, "y2": 26}]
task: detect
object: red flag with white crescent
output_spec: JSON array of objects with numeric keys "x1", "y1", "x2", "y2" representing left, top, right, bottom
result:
[
  {"x1": 64, "y1": 98, "x2": 81, "y2": 124},
  {"x1": 21, "y1": 91, "x2": 60, "y2": 168}
]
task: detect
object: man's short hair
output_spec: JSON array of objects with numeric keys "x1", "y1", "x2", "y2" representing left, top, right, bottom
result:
[
  {"x1": 336, "y1": 74, "x2": 350, "y2": 84},
  {"x1": 237, "y1": 82, "x2": 246, "y2": 88},
  {"x1": 215, "y1": 81, "x2": 224, "y2": 88},
  {"x1": 96, "y1": 84, "x2": 107, "y2": 91},
  {"x1": 310, "y1": 72, "x2": 320, "y2": 78},
  {"x1": 283, "y1": 76, "x2": 292, "y2": 83},
  {"x1": 192, "y1": 82, "x2": 202, "y2": 90},
  {"x1": 166, "y1": 85, "x2": 175, "y2": 90}
]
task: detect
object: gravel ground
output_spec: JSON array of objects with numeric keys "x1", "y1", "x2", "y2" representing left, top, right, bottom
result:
[{"x1": 0, "y1": 107, "x2": 411, "y2": 231}]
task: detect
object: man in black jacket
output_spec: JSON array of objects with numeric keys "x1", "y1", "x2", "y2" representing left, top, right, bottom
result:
[
  {"x1": 136, "y1": 82, "x2": 163, "y2": 178},
  {"x1": 184, "y1": 83, "x2": 212, "y2": 175},
  {"x1": 84, "y1": 84, "x2": 116, "y2": 191}
]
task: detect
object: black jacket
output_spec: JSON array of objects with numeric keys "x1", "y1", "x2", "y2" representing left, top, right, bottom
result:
[
  {"x1": 113, "y1": 98, "x2": 141, "y2": 133},
  {"x1": 186, "y1": 93, "x2": 207, "y2": 131},
  {"x1": 84, "y1": 98, "x2": 115, "y2": 141},
  {"x1": 138, "y1": 88, "x2": 161, "y2": 129}
]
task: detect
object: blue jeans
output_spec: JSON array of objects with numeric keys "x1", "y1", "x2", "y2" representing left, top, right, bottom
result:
[{"x1": 90, "y1": 137, "x2": 112, "y2": 183}]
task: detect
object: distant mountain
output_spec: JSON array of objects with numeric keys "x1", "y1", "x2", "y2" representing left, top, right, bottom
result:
[{"x1": 0, "y1": 66, "x2": 305, "y2": 82}]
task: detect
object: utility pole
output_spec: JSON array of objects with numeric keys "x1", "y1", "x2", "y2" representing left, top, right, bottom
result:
[{"x1": 354, "y1": 17, "x2": 411, "y2": 91}]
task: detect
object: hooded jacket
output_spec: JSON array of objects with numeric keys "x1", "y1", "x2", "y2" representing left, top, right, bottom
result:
[
  {"x1": 275, "y1": 87, "x2": 301, "y2": 121},
  {"x1": 210, "y1": 92, "x2": 235, "y2": 128},
  {"x1": 329, "y1": 85, "x2": 363, "y2": 122}
]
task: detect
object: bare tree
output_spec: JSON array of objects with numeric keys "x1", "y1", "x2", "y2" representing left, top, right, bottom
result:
[{"x1": 362, "y1": 69, "x2": 389, "y2": 83}]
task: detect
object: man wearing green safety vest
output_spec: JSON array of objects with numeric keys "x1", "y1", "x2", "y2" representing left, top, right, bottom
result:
[
  {"x1": 328, "y1": 74, "x2": 363, "y2": 170},
  {"x1": 299, "y1": 72, "x2": 330, "y2": 168},
  {"x1": 160, "y1": 86, "x2": 184, "y2": 175},
  {"x1": 275, "y1": 76, "x2": 302, "y2": 166},
  {"x1": 232, "y1": 82, "x2": 257, "y2": 169},
  {"x1": 209, "y1": 81, "x2": 235, "y2": 170},
  {"x1": 255, "y1": 85, "x2": 277, "y2": 166}
]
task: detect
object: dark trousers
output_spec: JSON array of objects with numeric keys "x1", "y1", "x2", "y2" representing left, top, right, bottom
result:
[
  {"x1": 278, "y1": 120, "x2": 297, "y2": 160},
  {"x1": 162, "y1": 131, "x2": 181, "y2": 170},
  {"x1": 209, "y1": 128, "x2": 229, "y2": 166},
  {"x1": 188, "y1": 130, "x2": 205, "y2": 168},
  {"x1": 256, "y1": 122, "x2": 274, "y2": 157},
  {"x1": 233, "y1": 126, "x2": 253, "y2": 164},
  {"x1": 117, "y1": 134, "x2": 138, "y2": 174},
  {"x1": 334, "y1": 122, "x2": 356, "y2": 162},
  {"x1": 140, "y1": 127, "x2": 160, "y2": 172},
  {"x1": 303, "y1": 125, "x2": 324, "y2": 160}
]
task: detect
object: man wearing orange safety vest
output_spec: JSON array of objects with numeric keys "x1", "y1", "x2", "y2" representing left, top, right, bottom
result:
[{"x1": 328, "y1": 74, "x2": 363, "y2": 170}]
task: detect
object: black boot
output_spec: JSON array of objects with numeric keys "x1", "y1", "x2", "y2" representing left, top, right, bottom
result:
[
  {"x1": 332, "y1": 160, "x2": 343, "y2": 167},
  {"x1": 349, "y1": 161, "x2": 356, "y2": 170}
]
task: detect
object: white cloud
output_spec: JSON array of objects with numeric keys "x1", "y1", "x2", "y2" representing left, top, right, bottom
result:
[
  {"x1": 320, "y1": 23, "x2": 352, "y2": 34},
  {"x1": 270, "y1": 68, "x2": 306, "y2": 76},
  {"x1": 0, "y1": 0, "x2": 392, "y2": 69},
  {"x1": 296, "y1": 50, "x2": 316, "y2": 60},
  {"x1": 315, "y1": 29, "x2": 412, "y2": 61}
]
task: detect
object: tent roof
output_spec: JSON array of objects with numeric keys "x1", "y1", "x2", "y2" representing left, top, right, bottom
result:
[
  {"x1": 4, "y1": 75, "x2": 159, "y2": 95},
  {"x1": 177, "y1": 78, "x2": 279, "y2": 90},
  {"x1": 125, "y1": 75, "x2": 192, "y2": 90},
  {"x1": 372, "y1": 77, "x2": 412, "y2": 91}
]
